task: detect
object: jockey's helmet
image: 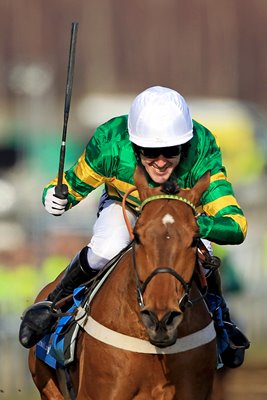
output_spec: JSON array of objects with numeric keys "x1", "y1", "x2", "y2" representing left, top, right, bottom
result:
[{"x1": 128, "y1": 86, "x2": 193, "y2": 148}]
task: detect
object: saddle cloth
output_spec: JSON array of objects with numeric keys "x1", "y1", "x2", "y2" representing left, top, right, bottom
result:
[
  {"x1": 35, "y1": 287, "x2": 85, "y2": 369},
  {"x1": 35, "y1": 245, "x2": 131, "y2": 369}
]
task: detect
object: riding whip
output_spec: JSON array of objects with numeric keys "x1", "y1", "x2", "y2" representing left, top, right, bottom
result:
[{"x1": 55, "y1": 22, "x2": 79, "y2": 199}]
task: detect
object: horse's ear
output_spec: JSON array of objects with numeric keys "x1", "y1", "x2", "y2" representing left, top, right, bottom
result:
[
  {"x1": 134, "y1": 165, "x2": 151, "y2": 201},
  {"x1": 189, "y1": 171, "x2": 210, "y2": 206},
  {"x1": 134, "y1": 165, "x2": 148, "y2": 188}
]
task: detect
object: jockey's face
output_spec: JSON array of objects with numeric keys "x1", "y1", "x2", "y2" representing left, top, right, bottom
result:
[{"x1": 140, "y1": 153, "x2": 181, "y2": 184}]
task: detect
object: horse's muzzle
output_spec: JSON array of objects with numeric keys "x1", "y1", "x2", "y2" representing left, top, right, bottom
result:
[{"x1": 141, "y1": 309, "x2": 183, "y2": 347}]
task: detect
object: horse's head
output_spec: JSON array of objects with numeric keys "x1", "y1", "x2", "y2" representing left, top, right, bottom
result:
[{"x1": 133, "y1": 165, "x2": 210, "y2": 347}]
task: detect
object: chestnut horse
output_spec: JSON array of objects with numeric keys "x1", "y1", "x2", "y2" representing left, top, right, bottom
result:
[{"x1": 28, "y1": 166, "x2": 216, "y2": 399}]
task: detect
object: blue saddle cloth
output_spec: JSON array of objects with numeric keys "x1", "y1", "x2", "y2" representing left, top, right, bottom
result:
[{"x1": 35, "y1": 286, "x2": 86, "y2": 369}]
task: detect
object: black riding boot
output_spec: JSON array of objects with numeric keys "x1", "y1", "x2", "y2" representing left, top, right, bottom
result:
[
  {"x1": 19, "y1": 247, "x2": 97, "y2": 349},
  {"x1": 206, "y1": 269, "x2": 250, "y2": 368}
]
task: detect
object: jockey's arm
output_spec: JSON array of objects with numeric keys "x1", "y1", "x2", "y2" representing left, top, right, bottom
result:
[
  {"x1": 190, "y1": 125, "x2": 247, "y2": 246},
  {"x1": 42, "y1": 148, "x2": 107, "y2": 210},
  {"x1": 42, "y1": 119, "x2": 127, "y2": 211},
  {"x1": 197, "y1": 177, "x2": 247, "y2": 245}
]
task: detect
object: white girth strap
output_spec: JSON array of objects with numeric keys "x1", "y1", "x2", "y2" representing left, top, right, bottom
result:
[{"x1": 75, "y1": 309, "x2": 216, "y2": 354}]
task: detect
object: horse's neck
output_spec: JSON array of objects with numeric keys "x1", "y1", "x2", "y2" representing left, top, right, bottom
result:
[{"x1": 90, "y1": 251, "x2": 148, "y2": 340}]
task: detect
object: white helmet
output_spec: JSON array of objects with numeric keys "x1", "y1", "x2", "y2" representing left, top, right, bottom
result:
[{"x1": 128, "y1": 86, "x2": 193, "y2": 148}]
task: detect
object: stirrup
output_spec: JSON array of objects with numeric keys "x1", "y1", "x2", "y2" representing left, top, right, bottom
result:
[
  {"x1": 21, "y1": 300, "x2": 56, "y2": 317},
  {"x1": 19, "y1": 301, "x2": 59, "y2": 349},
  {"x1": 221, "y1": 322, "x2": 250, "y2": 369}
]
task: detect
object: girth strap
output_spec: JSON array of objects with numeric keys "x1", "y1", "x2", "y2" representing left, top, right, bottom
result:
[{"x1": 75, "y1": 309, "x2": 216, "y2": 354}]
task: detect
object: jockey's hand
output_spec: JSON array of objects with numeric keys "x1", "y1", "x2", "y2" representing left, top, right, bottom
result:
[{"x1": 44, "y1": 187, "x2": 68, "y2": 215}]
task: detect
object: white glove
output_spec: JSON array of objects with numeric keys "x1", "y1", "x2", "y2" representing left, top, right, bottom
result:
[{"x1": 44, "y1": 187, "x2": 68, "y2": 215}]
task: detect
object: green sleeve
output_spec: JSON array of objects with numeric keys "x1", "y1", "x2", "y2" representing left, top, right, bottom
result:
[
  {"x1": 197, "y1": 214, "x2": 245, "y2": 245},
  {"x1": 191, "y1": 122, "x2": 247, "y2": 245}
]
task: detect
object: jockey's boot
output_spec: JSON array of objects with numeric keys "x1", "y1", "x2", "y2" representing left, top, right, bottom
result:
[
  {"x1": 206, "y1": 269, "x2": 250, "y2": 368},
  {"x1": 19, "y1": 247, "x2": 97, "y2": 349}
]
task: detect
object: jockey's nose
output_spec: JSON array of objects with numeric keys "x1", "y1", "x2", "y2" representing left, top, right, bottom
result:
[{"x1": 154, "y1": 156, "x2": 168, "y2": 167}]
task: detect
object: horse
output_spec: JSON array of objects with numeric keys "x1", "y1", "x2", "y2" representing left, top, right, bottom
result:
[{"x1": 28, "y1": 166, "x2": 216, "y2": 399}]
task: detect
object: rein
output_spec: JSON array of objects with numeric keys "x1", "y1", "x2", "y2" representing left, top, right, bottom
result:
[
  {"x1": 122, "y1": 187, "x2": 198, "y2": 240},
  {"x1": 122, "y1": 187, "x2": 139, "y2": 241}
]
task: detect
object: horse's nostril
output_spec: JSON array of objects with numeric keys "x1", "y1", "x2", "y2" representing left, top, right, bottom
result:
[
  {"x1": 141, "y1": 309, "x2": 183, "y2": 334},
  {"x1": 140, "y1": 310, "x2": 159, "y2": 330},
  {"x1": 162, "y1": 311, "x2": 182, "y2": 327}
]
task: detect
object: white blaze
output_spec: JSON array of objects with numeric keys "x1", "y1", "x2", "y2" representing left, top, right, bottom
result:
[{"x1": 162, "y1": 213, "x2": 175, "y2": 226}]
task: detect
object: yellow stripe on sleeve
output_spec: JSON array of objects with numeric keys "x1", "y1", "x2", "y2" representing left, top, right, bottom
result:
[
  {"x1": 106, "y1": 179, "x2": 140, "y2": 207},
  {"x1": 210, "y1": 172, "x2": 227, "y2": 183},
  {"x1": 74, "y1": 151, "x2": 106, "y2": 188},
  {"x1": 224, "y1": 213, "x2": 248, "y2": 238},
  {"x1": 202, "y1": 195, "x2": 241, "y2": 217}
]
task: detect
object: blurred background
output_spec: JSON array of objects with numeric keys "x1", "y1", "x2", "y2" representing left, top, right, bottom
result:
[{"x1": 0, "y1": 1, "x2": 267, "y2": 399}]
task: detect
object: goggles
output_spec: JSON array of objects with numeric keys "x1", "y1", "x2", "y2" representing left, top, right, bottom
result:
[{"x1": 136, "y1": 145, "x2": 182, "y2": 159}]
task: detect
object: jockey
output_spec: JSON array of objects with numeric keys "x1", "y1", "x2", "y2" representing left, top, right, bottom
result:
[{"x1": 19, "y1": 86, "x2": 250, "y2": 367}]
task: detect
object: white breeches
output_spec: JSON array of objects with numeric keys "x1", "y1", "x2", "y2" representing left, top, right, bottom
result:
[
  {"x1": 86, "y1": 192, "x2": 213, "y2": 271},
  {"x1": 87, "y1": 192, "x2": 137, "y2": 270}
]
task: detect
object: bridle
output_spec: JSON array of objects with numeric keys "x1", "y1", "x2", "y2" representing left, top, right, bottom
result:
[
  {"x1": 131, "y1": 242, "x2": 194, "y2": 312},
  {"x1": 122, "y1": 188, "x2": 206, "y2": 312}
]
